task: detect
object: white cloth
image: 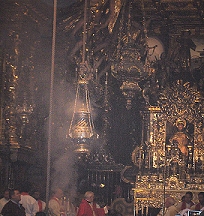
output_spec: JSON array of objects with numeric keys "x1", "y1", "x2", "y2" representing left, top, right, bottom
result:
[
  {"x1": 103, "y1": 206, "x2": 109, "y2": 214},
  {"x1": 179, "y1": 208, "x2": 191, "y2": 216},
  {"x1": 164, "y1": 205, "x2": 179, "y2": 216},
  {"x1": 20, "y1": 194, "x2": 39, "y2": 216},
  {"x1": 48, "y1": 198, "x2": 61, "y2": 216},
  {"x1": 0, "y1": 197, "x2": 9, "y2": 213}
]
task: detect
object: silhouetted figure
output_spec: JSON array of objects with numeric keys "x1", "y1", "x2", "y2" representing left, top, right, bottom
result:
[
  {"x1": 48, "y1": 188, "x2": 66, "y2": 216},
  {"x1": 31, "y1": 190, "x2": 46, "y2": 213},
  {"x1": 176, "y1": 191, "x2": 194, "y2": 212},
  {"x1": 20, "y1": 182, "x2": 38, "y2": 216},
  {"x1": 0, "y1": 189, "x2": 10, "y2": 212},
  {"x1": 1, "y1": 189, "x2": 26, "y2": 216},
  {"x1": 191, "y1": 192, "x2": 204, "y2": 211}
]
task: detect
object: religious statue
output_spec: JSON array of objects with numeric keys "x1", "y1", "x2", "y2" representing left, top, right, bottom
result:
[
  {"x1": 177, "y1": 30, "x2": 196, "y2": 70},
  {"x1": 166, "y1": 118, "x2": 193, "y2": 178},
  {"x1": 169, "y1": 119, "x2": 192, "y2": 157},
  {"x1": 168, "y1": 30, "x2": 196, "y2": 82}
]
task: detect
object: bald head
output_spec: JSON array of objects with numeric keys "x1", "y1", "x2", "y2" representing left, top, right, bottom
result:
[
  {"x1": 165, "y1": 197, "x2": 176, "y2": 208},
  {"x1": 53, "y1": 188, "x2": 63, "y2": 199},
  {"x1": 84, "y1": 191, "x2": 94, "y2": 203}
]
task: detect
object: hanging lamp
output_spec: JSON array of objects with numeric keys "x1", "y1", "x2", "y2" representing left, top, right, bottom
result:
[{"x1": 68, "y1": 0, "x2": 95, "y2": 154}]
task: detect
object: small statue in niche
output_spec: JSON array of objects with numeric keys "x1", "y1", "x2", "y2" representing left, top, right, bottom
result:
[
  {"x1": 176, "y1": 30, "x2": 196, "y2": 70},
  {"x1": 166, "y1": 119, "x2": 194, "y2": 178},
  {"x1": 169, "y1": 119, "x2": 193, "y2": 157},
  {"x1": 169, "y1": 30, "x2": 196, "y2": 82}
]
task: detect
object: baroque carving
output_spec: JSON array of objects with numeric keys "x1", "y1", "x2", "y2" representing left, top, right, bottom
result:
[
  {"x1": 158, "y1": 81, "x2": 202, "y2": 124},
  {"x1": 132, "y1": 81, "x2": 203, "y2": 209}
]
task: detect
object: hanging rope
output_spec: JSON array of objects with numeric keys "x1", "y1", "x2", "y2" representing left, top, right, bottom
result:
[
  {"x1": 82, "y1": 0, "x2": 88, "y2": 63},
  {"x1": 141, "y1": 0, "x2": 148, "y2": 42},
  {"x1": 45, "y1": 0, "x2": 57, "y2": 213}
]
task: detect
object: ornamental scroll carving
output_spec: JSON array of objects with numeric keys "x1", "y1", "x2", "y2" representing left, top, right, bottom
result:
[{"x1": 158, "y1": 81, "x2": 202, "y2": 124}]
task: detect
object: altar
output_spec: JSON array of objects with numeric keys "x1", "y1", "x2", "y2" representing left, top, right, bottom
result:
[{"x1": 131, "y1": 81, "x2": 204, "y2": 215}]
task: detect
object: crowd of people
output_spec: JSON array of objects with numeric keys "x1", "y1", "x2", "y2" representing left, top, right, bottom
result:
[
  {"x1": 0, "y1": 186, "x2": 110, "y2": 216},
  {"x1": 0, "y1": 186, "x2": 204, "y2": 216},
  {"x1": 0, "y1": 187, "x2": 46, "y2": 216},
  {"x1": 158, "y1": 191, "x2": 204, "y2": 216}
]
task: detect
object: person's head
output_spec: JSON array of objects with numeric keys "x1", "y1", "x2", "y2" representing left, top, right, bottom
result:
[
  {"x1": 181, "y1": 196, "x2": 185, "y2": 202},
  {"x1": 184, "y1": 192, "x2": 193, "y2": 203},
  {"x1": 198, "y1": 192, "x2": 204, "y2": 205},
  {"x1": 176, "y1": 119, "x2": 186, "y2": 132},
  {"x1": 165, "y1": 197, "x2": 176, "y2": 208},
  {"x1": 3, "y1": 189, "x2": 10, "y2": 200},
  {"x1": 177, "y1": 123, "x2": 185, "y2": 131},
  {"x1": 9, "y1": 189, "x2": 21, "y2": 203},
  {"x1": 32, "y1": 191, "x2": 40, "y2": 200},
  {"x1": 53, "y1": 188, "x2": 63, "y2": 199},
  {"x1": 84, "y1": 191, "x2": 94, "y2": 203}
]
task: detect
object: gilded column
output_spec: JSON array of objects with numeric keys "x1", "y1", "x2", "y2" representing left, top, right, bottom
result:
[{"x1": 139, "y1": 106, "x2": 165, "y2": 172}]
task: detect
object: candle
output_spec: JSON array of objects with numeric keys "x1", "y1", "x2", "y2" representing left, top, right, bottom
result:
[
  {"x1": 141, "y1": 204, "x2": 144, "y2": 215},
  {"x1": 136, "y1": 204, "x2": 138, "y2": 216}
]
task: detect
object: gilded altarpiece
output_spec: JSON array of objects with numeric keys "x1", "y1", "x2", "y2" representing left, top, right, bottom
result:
[
  {"x1": 132, "y1": 81, "x2": 203, "y2": 213},
  {"x1": 0, "y1": 0, "x2": 48, "y2": 190}
]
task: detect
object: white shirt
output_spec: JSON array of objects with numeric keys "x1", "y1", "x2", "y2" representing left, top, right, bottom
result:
[
  {"x1": 48, "y1": 197, "x2": 61, "y2": 216},
  {"x1": 20, "y1": 194, "x2": 39, "y2": 216}
]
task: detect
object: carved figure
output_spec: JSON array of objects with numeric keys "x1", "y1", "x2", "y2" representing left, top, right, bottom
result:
[
  {"x1": 177, "y1": 30, "x2": 196, "y2": 69},
  {"x1": 169, "y1": 119, "x2": 191, "y2": 156}
]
